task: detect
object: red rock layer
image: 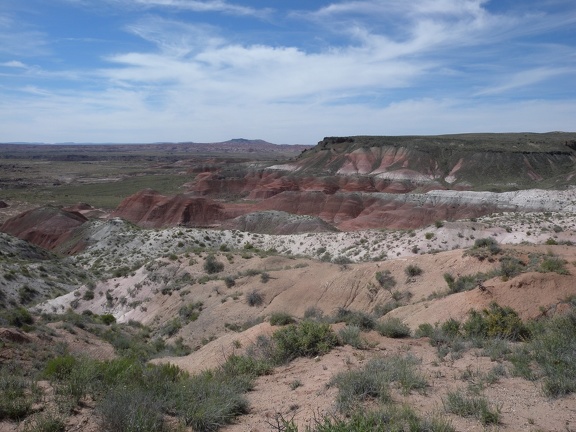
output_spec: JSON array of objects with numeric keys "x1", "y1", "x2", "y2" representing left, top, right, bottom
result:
[
  {"x1": 111, "y1": 189, "x2": 227, "y2": 228},
  {"x1": 0, "y1": 206, "x2": 87, "y2": 250}
]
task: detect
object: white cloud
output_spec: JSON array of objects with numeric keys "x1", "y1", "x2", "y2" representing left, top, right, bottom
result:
[
  {"x1": 0, "y1": 60, "x2": 27, "y2": 68},
  {"x1": 476, "y1": 67, "x2": 575, "y2": 96},
  {"x1": 124, "y1": 0, "x2": 271, "y2": 17}
]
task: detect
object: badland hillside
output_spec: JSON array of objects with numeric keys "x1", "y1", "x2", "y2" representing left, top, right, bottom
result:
[{"x1": 1, "y1": 133, "x2": 576, "y2": 431}]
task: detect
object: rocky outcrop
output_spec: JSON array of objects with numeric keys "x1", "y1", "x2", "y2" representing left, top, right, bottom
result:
[
  {"x1": 255, "y1": 188, "x2": 576, "y2": 230},
  {"x1": 0, "y1": 206, "x2": 88, "y2": 250},
  {"x1": 223, "y1": 210, "x2": 338, "y2": 235},
  {"x1": 111, "y1": 189, "x2": 228, "y2": 228}
]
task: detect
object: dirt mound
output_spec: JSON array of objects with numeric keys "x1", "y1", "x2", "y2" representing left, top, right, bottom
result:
[
  {"x1": 112, "y1": 189, "x2": 228, "y2": 228},
  {"x1": 223, "y1": 210, "x2": 338, "y2": 234},
  {"x1": 0, "y1": 205, "x2": 88, "y2": 250}
]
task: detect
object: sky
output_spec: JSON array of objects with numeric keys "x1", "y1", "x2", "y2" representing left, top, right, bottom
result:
[{"x1": 0, "y1": 0, "x2": 575, "y2": 144}]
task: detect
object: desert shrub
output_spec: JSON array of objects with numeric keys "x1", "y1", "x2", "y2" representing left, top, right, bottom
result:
[
  {"x1": 467, "y1": 237, "x2": 501, "y2": 261},
  {"x1": 539, "y1": 256, "x2": 569, "y2": 275},
  {"x1": 0, "y1": 367, "x2": 39, "y2": 421},
  {"x1": 21, "y1": 410, "x2": 66, "y2": 432},
  {"x1": 435, "y1": 220, "x2": 444, "y2": 228},
  {"x1": 331, "y1": 355, "x2": 426, "y2": 414},
  {"x1": 246, "y1": 290, "x2": 264, "y2": 307},
  {"x1": 373, "y1": 300, "x2": 400, "y2": 317},
  {"x1": 530, "y1": 311, "x2": 576, "y2": 396},
  {"x1": 98, "y1": 387, "x2": 167, "y2": 432},
  {"x1": 374, "y1": 270, "x2": 396, "y2": 290},
  {"x1": 414, "y1": 323, "x2": 435, "y2": 338},
  {"x1": 220, "y1": 354, "x2": 273, "y2": 379},
  {"x1": 170, "y1": 371, "x2": 249, "y2": 430},
  {"x1": 462, "y1": 303, "x2": 528, "y2": 341},
  {"x1": 338, "y1": 325, "x2": 365, "y2": 349},
  {"x1": 269, "y1": 312, "x2": 295, "y2": 326},
  {"x1": 260, "y1": 272, "x2": 270, "y2": 283},
  {"x1": 333, "y1": 308, "x2": 375, "y2": 330},
  {"x1": 276, "y1": 406, "x2": 454, "y2": 432},
  {"x1": 425, "y1": 232, "x2": 435, "y2": 240},
  {"x1": 303, "y1": 306, "x2": 324, "y2": 321},
  {"x1": 404, "y1": 264, "x2": 423, "y2": 277},
  {"x1": 100, "y1": 314, "x2": 116, "y2": 325},
  {"x1": 545, "y1": 237, "x2": 558, "y2": 245},
  {"x1": 82, "y1": 290, "x2": 95, "y2": 300},
  {"x1": 178, "y1": 302, "x2": 202, "y2": 323},
  {"x1": 499, "y1": 256, "x2": 524, "y2": 280},
  {"x1": 43, "y1": 355, "x2": 78, "y2": 380},
  {"x1": 1, "y1": 307, "x2": 34, "y2": 328},
  {"x1": 444, "y1": 390, "x2": 500, "y2": 425},
  {"x1": 203, "y1": 254, "x2": 224, "y2": 274},
  {"x1": 376, "y1": 317, "x2": 411, "y2": 338},
  {"x1": 445, "y1": 273, "x2": 477, "y2": 294},
  {"x1": 441, "y1": 318, "x2": 461, "y2": 338},
  {"x1": 332, "y1": 256, "x2": 352, "y2": 267},
  {"x1": 160, "y1": 318, "x2": 182, "y2": 337},
  {"x1": 224, "y1": 276, "x2": 236, "y2": 288},
  {"x1": 272, "y1": 320, "x2": 339, "y2": 363}
]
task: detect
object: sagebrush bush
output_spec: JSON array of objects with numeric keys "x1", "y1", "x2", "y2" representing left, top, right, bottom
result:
[
  {"x1": 0, "y1": 367, "x2": 39, "y2": 421},
  {"x1": 203, "y1": 254, "x2": 224, "y2": 274},
  {"x1": 246, "y1": 290, "x2": 264, "y2": 307},
  {"x1": 375, "y1": 270, "x2": 396, "y2": 290},
  {"x1": 331, "y1": 354, "x2": 426, "y2": 414},
  {"x1": 338, "y1": 325, "x2": 365, "y2": 349},
  {"x1": 376, "y1": 317, "x2": 411, "y2": 338},
  {"x1": 539, "y1": 256, "x2": 569, "y2": 275},
  {"x1": 530, "y1": 310, "x2": 576, "y2": 396},
  {"x1": 333, "y1": 308, "x2": 375, "y2": 330},
  {"x1": 405, "y1": 264, "x2": 423, "y2": 277},
  {"x1": 272, "y1": 320, "x2": 339, "y2": 363},
  {"x1": 463, "y1": 303, "x2": 528, "y2": 341},
  {"x1": 444, "y1": 390, "x2": 500, "y2": 425},
  {"x1": 269, "y1": 312, "x2": 295, "y2": 326}
]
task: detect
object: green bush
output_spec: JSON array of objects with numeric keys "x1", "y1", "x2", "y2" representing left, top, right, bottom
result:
[
  {"x1": 0, "y1": 368, "x2": 39, "y2": 421},
  {"x1": 405, "y1": 264, "x2": 423, "y2": 277},
  {"x1": 374, "y1": 270, "x2": 396, "y2": 290},
  {"x1": 445, "y1": 273, "x2": 477, "y2": 294},
  {"x1": 269, "y1": 312, "x2": 295, "y2": 326},
  {"x1": 203, "y1": 254, "x2": 224, "y2": 274},
  {"x1": 444, "y1": 390, "x2": 500, "y2": 425},
  {"x1": 224, "y1": 276, "x2": 236, "y2": 288},
  {"x1": 1, "y1": 307, "x2": 34, "y2": 328},
  {"x1": 530, "y1": 311, "x2": 576, "y2": 396},
  {"x1": 463, "y1": 303, "x2": 528, "y2": 341},
  {"x1": 100, "y1": 314, "x2": 116, "y2": 325},
  {"x1": 333, "y1": 308, "x2": 375, "y2": 330},
  {"x1": 499, "y1": 256, "x2": 524, "y2": 280},
  {"x1": 98, "y1": 387, "x2": 168, "y2": 432},
  {"x1": 539, "y1": 256, "x2": 569, "y2": 275},
  {"x1": 376, "y1": 318, "x2": 411, "y2": 338},
  {"x1": 246, "y1": 290, "x2": 264, "y2": 307},
  {"x1": 170, "y1": 371, "x2": 249, "y2": 431},
  {"x1": 272, "y1": 320, "x2": 339, "y2": 363},
  {"x1": 331, "y1": 355, "x2": 426, "y2": 414},
  {"x1": 338, "y1": 325, "x2": 365, "y2": 349}
]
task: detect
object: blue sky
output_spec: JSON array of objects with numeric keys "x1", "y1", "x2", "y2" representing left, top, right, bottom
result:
[{"x1": 1, "y1": 0, "x2": 575, "y2": 144}]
